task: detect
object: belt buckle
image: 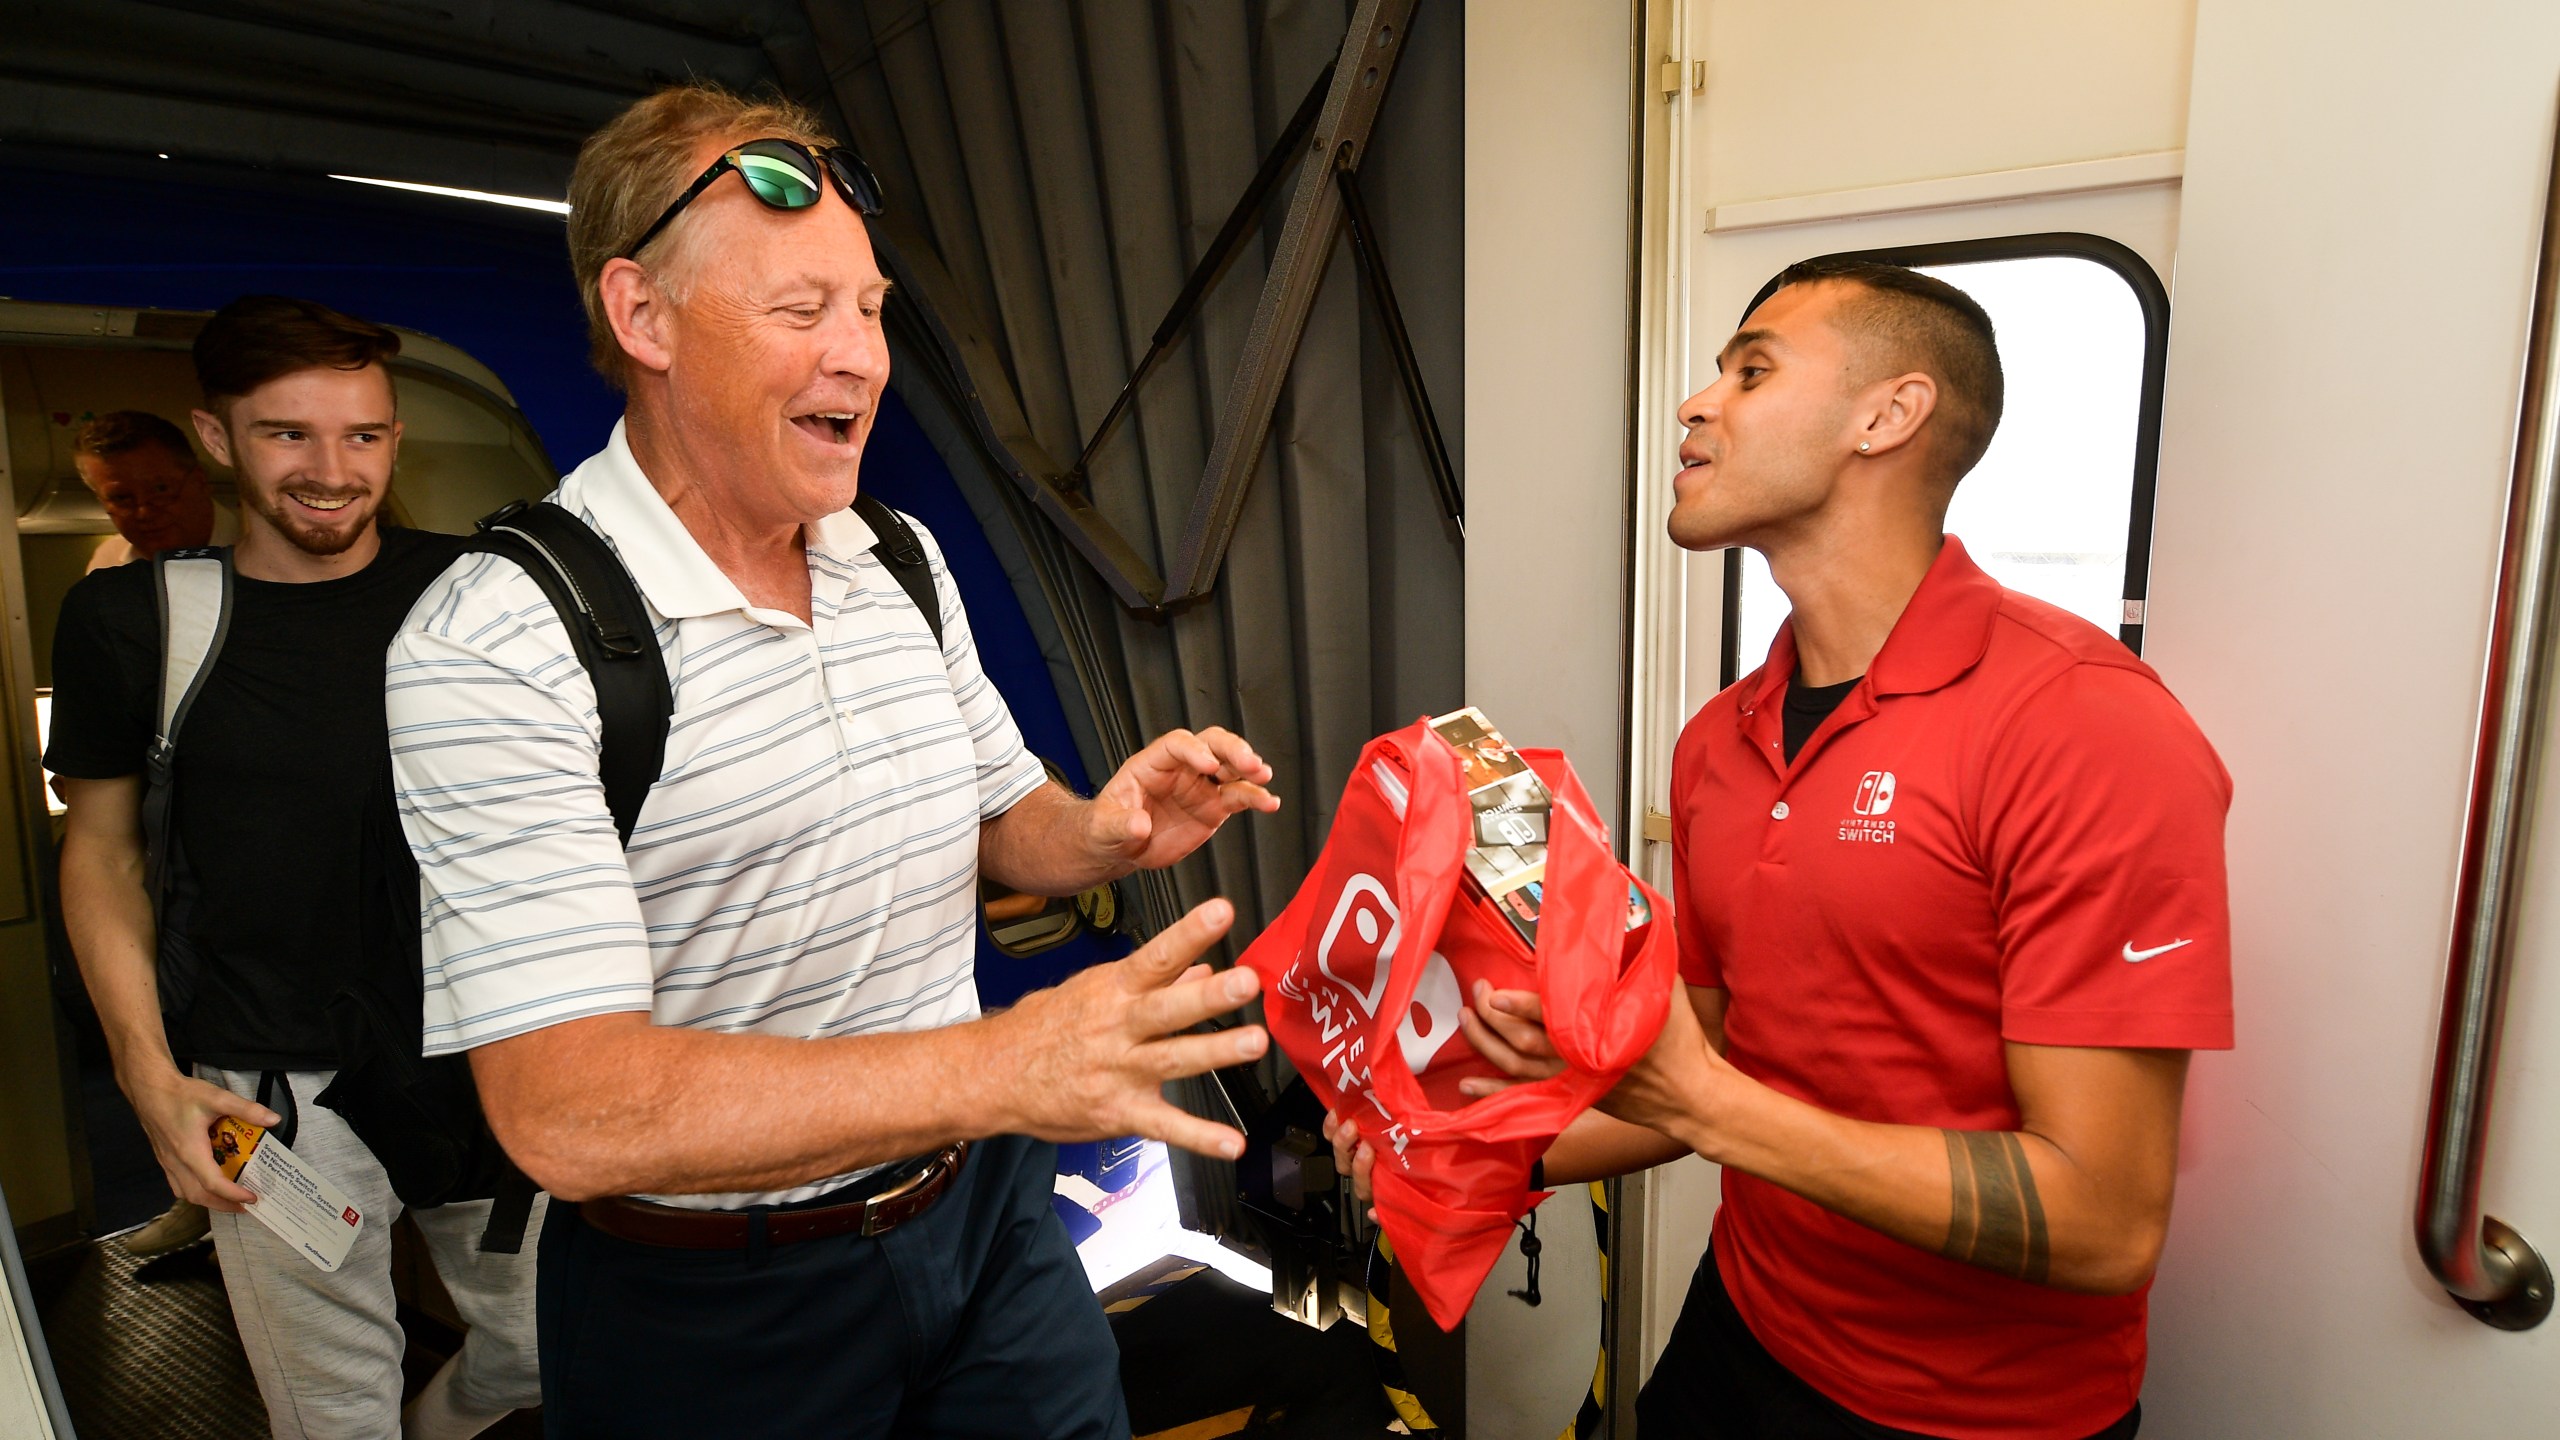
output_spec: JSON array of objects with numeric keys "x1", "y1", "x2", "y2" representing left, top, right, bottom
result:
[{"x1": 858, "y1": 1145, "x2": 956, "y2": 1237}]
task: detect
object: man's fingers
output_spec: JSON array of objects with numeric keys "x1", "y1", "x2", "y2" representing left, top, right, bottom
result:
[
  {"x1": 1469, "y1": 994, "x2": 1559, "y2": 1060},
  {"x1": 1168, "y1": 731, "x2": 1223, "y2": 779},
  {"x1": 193, "y1": 1173, "x2": 257, "y2": 1210},
  {"x1": 176, "y1": 1076, "x2": 279, "y2": 1132},
  {"x1": 1477, "y1": 981, "x2": 1548, "y2": 1027},
  {"x1": 1212, "y1": 780, "x2": 1281, "y2": 816},
  {"x1": 1319, "y1": 1112, "x2": 1378, "y2": 1203},
  {"x1": 1323, "y1": 1112, "x2": 1359, "y2": 1176},
  {"x1": 1132, "y1": 967, "x2": 1261, "y2": 1038},
  {"x1": 172, "y1": 1145, "x2": 256, "y2": 1208},
  {"x1": 1459, "y1": 1004, "x2": 1566, "y2": 1081},
  {"x1": 215, "y1": 1091, "x2": 282, "y2": 1130},
  {"x1": 1124, "y1": 728, "x2": 1220, "y2": 787},
  {"x1": 165, "y1": 1155, "x2": 251, "y2": 1211},
  {"x1": 1124, "y1": 1097, "x2": 1246, "y2": 1161},
  {"x1": 1195, "y1": 727, "x2": 1275, "y2": 784},
  {"x1": 1135, "y1": 1026, "x2": 1267, "y2": 1082},
  {"x1": 1120, "y1": 899, "x2": 1234, "y2": 988}
]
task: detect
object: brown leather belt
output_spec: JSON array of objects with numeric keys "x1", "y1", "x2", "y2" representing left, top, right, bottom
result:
[{"x1": 578, "y1": 1143, "x2": 969, "y2": 1249}]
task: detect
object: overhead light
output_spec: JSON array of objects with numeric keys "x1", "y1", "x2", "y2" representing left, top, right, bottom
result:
[
  {"x1": 156, "y1": 152, "x2": 169, "y2": 160},
  {"x1": 329, "y1": 174, "x2": 570, "y2": 215}
]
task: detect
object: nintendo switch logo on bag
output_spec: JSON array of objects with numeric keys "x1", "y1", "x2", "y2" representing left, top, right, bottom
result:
[
  {"x1": 1308, "y1": 875, "x2": 1465, "y2": 1074},
  {"x1": 1840, "y1": 771, "x2": 1898, "y2": 845}
]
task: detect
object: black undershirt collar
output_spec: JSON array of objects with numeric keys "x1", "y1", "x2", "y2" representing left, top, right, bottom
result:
[{"x1": 1781, "y1": 672, "x2": 1863, "y2": 765}]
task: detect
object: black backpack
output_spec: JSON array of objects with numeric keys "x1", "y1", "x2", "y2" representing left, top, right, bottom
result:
[{"x1": 148, "y1": 497, "x2": 942, "y2": 1252}]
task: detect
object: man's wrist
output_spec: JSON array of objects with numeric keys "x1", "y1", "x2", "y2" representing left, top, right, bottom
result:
[
  {"x1": 113, "y1": 1053, "x2": 188, "y2": 1105},
  {"x1": 1656, "y1": 1061, "x2": 1747, "y2": 1168},
  {"x1": 955, "y1": 1003, "x2": 1035, "y2": 1137}
]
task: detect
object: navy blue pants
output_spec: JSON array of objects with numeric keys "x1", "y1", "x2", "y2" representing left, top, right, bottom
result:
[{"x1": 537, "y1": 1134, "x2": 1129, "y2": 1439}]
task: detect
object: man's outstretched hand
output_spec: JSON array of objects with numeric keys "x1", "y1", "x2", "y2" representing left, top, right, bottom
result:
[
  {"x1": 1084, "y1": 727, "x2": 1279, "y2": 875},
  {"x1": 995, "y1": 898, "x2": 1270, "y2": 1160}
]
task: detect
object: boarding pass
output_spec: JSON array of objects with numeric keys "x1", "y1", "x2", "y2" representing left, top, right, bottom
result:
[{"x1": 211, "y1": 1116, "x2": 365, "y2": 1272}]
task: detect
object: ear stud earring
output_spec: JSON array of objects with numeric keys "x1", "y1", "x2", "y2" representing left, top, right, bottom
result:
[{"x1": 1857, "y1": 441, "x2": 1872, "y2": 452}]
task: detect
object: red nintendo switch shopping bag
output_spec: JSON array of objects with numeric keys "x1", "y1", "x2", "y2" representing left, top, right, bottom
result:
[{"x1": 1239, "y1": 718, "x2": 1675, "y2": 1329}]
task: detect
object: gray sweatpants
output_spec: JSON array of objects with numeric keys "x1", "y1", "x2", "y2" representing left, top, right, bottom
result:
[{"x1": 198, "y1": 1066, "x2": 544, "y2": 1440}]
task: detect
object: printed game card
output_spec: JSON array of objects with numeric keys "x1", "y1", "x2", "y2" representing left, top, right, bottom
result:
[
  {"x1": 211, "y1": 1116, "x2": 365, "y2": 1272},
  {"x1": 1430, "y1": 707, "x2": 1553, "y2": 898}
]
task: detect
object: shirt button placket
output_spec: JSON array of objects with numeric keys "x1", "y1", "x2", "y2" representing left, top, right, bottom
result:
[{"x1": 1771, "y1": 801, "x2": 1790, "y2": 821}]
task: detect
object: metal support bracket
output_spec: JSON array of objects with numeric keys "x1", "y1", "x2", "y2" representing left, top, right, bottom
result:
[
  {"x1": 1001, "y1": 0, "x2": 1438, "y2": 614},
  {"x1": 1336, "y1": 163, "x2": 1463, "y2": 533},
  {"x1": 1160, "y1": 0, "x2": 1422, "y2": 605}
]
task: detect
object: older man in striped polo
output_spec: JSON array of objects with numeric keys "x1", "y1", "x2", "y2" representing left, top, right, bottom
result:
[{"x1": 386, "y1": 85, "x2": 1277, "y2": 1440}]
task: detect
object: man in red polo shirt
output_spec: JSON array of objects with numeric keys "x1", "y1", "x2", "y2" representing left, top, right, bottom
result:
[{"x1": 1336, "y1": 257, "x2": 2230, "y2": 1438}]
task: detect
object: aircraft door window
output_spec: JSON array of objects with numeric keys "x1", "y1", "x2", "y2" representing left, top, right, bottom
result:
[{"x1": 1726, "y1": 236, "x2": 2170, "y2": 682}]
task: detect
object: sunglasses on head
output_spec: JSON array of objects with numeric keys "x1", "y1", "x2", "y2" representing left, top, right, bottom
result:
[{"x1": 617, "y1": 137, "x2": 886, "y2": 262}]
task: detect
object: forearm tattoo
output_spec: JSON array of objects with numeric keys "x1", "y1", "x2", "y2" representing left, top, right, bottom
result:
[{"x1": 1940, "y1": 1130, "x2": 2050, "y2": 1284}]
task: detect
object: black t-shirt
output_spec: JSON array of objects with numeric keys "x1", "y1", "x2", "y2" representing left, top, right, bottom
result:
[
  {"x1": 47, "y1": 528, "x2": 468, "y2": 1069},
  {"x1": 1781, "y1": 671, "x2": 1863, "y2": 765}
]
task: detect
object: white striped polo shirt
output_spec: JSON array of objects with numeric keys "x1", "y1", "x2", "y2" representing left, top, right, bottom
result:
[{"x1": 386, "y1": 421, "x2": 1046, "y2": 1208}]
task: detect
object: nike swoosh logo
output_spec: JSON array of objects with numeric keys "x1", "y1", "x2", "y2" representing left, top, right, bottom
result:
[{"x1": 2123, "y1": 939, "x2": 2195, "y2": 963}]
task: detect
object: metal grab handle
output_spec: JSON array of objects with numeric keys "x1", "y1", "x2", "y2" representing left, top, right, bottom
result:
[{"x1": 2417, "y1": 99, "x2": 2560, "y2": 1334}]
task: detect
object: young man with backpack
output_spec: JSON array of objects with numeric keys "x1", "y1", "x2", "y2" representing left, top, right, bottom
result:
[{"x1": 51, "y1": 294, "x2": 541, "y2": 1440}]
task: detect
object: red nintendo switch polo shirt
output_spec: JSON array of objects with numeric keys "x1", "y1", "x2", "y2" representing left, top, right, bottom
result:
[{"x1": 1669, "y1": 537, "x2": 2232, "y2": 1440}]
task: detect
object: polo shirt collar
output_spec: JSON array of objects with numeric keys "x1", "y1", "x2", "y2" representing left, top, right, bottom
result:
[
  {"x1": 1740, "y1": 535, "x2": 2003, "y2": 716},
  {"x1": 568, "y1": 420, "x2": 881, "y2": 622},
  {"x1": 1867, "y1": 535, "x2": 2002, "y2": 697}
]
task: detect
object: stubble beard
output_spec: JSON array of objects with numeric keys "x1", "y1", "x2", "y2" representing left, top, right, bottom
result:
[{"x1": 249, "y1": 489, "x2": 377, "y2": 558}]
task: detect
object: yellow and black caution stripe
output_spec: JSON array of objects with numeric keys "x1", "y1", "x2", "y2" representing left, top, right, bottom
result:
[
  {"x1": 1366, "y1": 1230, "x2": 1443, "y2": 1432},
  {"x1": 1364, "y1": 1182, "x2": 1614, "y2": 1438},
  {"x1": 1565, "y1": 1180, "x2": 1608, "y2": 1439}
]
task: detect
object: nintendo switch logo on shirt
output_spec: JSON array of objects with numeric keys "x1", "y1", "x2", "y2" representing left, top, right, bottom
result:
[
  {"x1": 1841, "y1": 771, "x2": 1898, "y2": 844},
  {"x1": 1853, "y1": 771, "x2": 1897, "y2": 815}
]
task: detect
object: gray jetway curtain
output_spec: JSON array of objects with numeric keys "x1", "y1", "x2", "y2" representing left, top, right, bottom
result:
[{"x1": 785, "y1": 0, "x2": 1467, "y2": 955}]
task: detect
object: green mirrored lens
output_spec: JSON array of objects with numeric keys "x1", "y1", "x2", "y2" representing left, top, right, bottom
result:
[{"x1": 735, "y1": 150, "x2": 820, "y2": 209}]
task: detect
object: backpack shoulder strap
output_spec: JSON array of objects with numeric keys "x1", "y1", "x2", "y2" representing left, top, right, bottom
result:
[
  {"x1": 144, "y1": 548, "x2": 233, "y2": 896},
  {"x1": 466, "y1": 501, "x2": 672, "y2": 847},
  {"x1": 852, "y1": 493, "x2": 944, "y2": 649},
  {"x1": 150, "y1": 547, "x2": 233, "y2": 770}
]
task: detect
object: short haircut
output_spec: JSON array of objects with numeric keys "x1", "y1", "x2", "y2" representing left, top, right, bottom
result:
[
  {"x1": 73, "y1": 410, "x2": 198, "y2": 467},
  {"x1": 1772, "y1": 257, "x2": 2005, "y2": 485},
  {"x1": 193, "y1": 295, "x2": 402, "y2": 409},
  {"x1": 567, "y1": 83, "x2": 837, "y2": 387}
]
